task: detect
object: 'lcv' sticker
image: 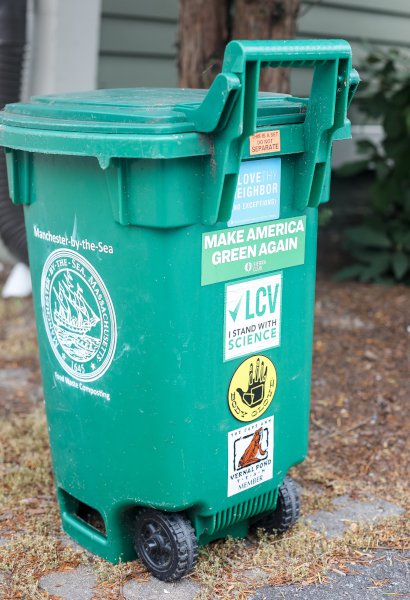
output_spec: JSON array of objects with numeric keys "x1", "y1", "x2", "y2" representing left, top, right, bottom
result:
[{"x1": 224, "y1": 273, "x2": 282, "y2": 361}]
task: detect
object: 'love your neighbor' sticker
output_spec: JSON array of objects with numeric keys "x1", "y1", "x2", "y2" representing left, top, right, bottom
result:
[{"x1": 228, "y1": 158, "x2": 281, "y2": 228}]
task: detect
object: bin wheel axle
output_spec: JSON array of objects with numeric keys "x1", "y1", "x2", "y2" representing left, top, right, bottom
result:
[
  {"x1": 134, "y1": 509, "x2": 198, "y2": 582},
  {"x1": 255, "y1": 476, "x2": 300, "y2": 534}
]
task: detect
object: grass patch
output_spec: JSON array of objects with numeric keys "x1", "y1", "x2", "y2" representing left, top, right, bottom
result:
[
  {"x1": 193, "y1": 517, "x2": 409, "y2": 599},
  {"x1": 0, "y1": 532, "x2": 84, "y2": 600},
  {"x1": 0, "y1": 296, "x2": 38, "y2": 364},
  {"x1": 0, "y1": 410, "x2": 148, "y2": 598},
  {"x1": 0, "y1": 408, "x2": 407, "y2": 599},
  {"x1": 91, "y1": 560, "x2": 150, "y2": 600},
  {"x1": 0, "y1": 410, "x2": 83, "y2": 599},
  {"x1": 0, "y1": 409, "x2": 52, "y2": 509}
]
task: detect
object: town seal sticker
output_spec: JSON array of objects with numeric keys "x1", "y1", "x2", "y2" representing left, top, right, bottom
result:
[
  {"x1": 228, "y1": 355, "x2": 276, "y2": 422},
  {"x1": 41, "y1": 249, "x2": 117, "y2": 382}
]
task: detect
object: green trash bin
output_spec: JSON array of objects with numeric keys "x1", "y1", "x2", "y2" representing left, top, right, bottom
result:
[{"x1": 0, "y1": 40, "x2": 358, "y2": 581}]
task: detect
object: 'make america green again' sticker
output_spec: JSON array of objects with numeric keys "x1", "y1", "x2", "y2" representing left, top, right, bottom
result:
[{"x1": 201, "y1": 216, "x2": 306, "y2": 286}]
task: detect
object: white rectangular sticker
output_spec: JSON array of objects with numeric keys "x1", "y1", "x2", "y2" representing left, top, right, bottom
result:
[
  {"x1": 228, "y1": 416, "x2": 274, "y2": 497},
  {"x1": 224, "y1": 273, "x2": 282, "y2": 361},
  {"x1": 228, "y1": 158, "x2": 281, "y2": 227}
]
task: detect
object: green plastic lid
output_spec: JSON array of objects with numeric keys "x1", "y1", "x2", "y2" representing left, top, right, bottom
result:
[
  {"x1": 0, "y1": 87, "x2": 307, "y2": 160},
  {"x1": 2, "y1": 88, "x2": 307, "y2": 135},
  {"x1": 0, "y1": 39, "x2": 358, "y2": 219}
]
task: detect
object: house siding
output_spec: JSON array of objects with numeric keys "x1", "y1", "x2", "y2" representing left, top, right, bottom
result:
[
  {"x1": 98, "y1": 0, "x2": 178, "y2": 88},
  {"x1": 98, "y1": 0, "x2": 410, "y2": 89}
]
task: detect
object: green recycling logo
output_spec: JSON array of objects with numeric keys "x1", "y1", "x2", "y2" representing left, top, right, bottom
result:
[{"x1": 41, "y1": 249, "x2": 117, "y2": 382}]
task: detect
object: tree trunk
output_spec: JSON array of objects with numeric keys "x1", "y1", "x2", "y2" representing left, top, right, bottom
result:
[
  {"x1": 178, "y1": 0, "x2": 229, "y2": 88},
  {"x1": 231, "y1": 0, "x2": 300, "y2": 93},
  {"x1": 178, "y1": 0, "x2": 300, "y2": 92}
]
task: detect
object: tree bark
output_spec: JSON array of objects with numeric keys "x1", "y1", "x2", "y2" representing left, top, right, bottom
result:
[
  {"x1": 178, "y1": 0, "x2": 229, "y2": 89},
  {"x1": 231, "y1": 0, "x2": 300, "y2": 93},
  {"x1": 178, "y1": 0, "x2": 300, "y2": 92}
]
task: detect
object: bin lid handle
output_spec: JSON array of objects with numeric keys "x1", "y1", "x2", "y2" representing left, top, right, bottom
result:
[{"x1": 179, "y1": 40, "x2": 360, "y2": 224}]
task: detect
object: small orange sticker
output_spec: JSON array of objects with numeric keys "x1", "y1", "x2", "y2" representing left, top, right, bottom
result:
[{"x1": 249, "y1": 130, "x2": 281, "y2": 156}]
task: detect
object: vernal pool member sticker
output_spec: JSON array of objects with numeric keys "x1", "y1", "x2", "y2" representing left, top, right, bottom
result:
[
  {"x1": 41, "y1": 249, "x2": 117, "y2": 382},
  {"x1": 228, "y1": 416, "x2": 274, "y2": 497},
  {"x1": 224, "y1": 273, "x2": 282, "y2": 361}
]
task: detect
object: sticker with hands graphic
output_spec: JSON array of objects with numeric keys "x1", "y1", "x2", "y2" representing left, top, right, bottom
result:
[{"x1": 228, "y1": 355, "x2": 277, "y2": 422}]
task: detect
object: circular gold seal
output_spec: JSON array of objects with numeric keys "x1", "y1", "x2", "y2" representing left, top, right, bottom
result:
[{"x1": 228, "y1": 355, "x2": 277, "y2": 422}]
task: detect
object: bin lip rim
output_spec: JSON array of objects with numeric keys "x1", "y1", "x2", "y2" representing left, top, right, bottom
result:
[
  {"x1": 0, "y1": 120, "x2": 311, "y2": 161},
  {"x1": 0, "y1": 125, "x2": 213, "y2": 160}
]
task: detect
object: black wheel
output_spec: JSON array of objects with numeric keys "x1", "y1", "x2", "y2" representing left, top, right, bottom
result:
[
  {"x1": 134, "y1": 509, "x2": 198, "y2": 582},
  {"x1": 255, "y1": 476, "x2": 300, "y2": 533}
]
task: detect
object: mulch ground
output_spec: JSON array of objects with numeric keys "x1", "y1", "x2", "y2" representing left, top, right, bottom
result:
[{"x1": 0, "y1": 262, "x2": 409, "y2": 599}]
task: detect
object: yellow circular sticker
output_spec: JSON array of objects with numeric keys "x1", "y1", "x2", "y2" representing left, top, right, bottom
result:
[{"x1": 228, "y1": 355, "x2": 277, "y2": 422}]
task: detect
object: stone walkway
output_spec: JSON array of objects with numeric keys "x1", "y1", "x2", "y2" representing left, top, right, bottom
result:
[
  {"x1": 39, "y1": 497, "x2": 407, "y2": 600},
  {"x1": 253, "y1": 550, "x2": 409, "y2": 600}
]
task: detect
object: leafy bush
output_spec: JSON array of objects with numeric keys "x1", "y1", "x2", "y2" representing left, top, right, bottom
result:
[{"x1": 338, "y1": 49, "x2": 410, "y2": 284}]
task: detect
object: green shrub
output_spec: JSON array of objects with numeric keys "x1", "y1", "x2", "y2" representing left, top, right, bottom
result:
[{"x1": 338, "y1": 49, "x2": 410, "y2": 284}]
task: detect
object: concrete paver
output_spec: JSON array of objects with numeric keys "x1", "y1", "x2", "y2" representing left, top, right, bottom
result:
[
  {"x1": 39, "y1": 566, "x2": 96, "y2": 600},
  {"x1": 123, "y1": 576, "x2": 201, "y2": 600},
  {"x1": 305, "y1": 495, "x2": 404, "y2": 538},
  {"x1": 252, "y1": 550, "x2": 409, "y2": 599}
]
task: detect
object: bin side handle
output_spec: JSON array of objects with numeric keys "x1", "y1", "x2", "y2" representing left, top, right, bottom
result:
[
  {"x1": 347, "y1": 68, "x2": 360, "y2": 108},
  {"x1": 178, "y1": 40, "x2": 358, "y2": 223}
]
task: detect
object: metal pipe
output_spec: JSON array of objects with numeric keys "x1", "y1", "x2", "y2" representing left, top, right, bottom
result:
[{"x1": 0, "y1": 0, "x2": 28, "y2": 264}]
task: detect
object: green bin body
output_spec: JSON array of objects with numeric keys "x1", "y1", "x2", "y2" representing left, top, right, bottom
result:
[{"x1": 0, "y1": 41, "x2": 358, "y2": 562}]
